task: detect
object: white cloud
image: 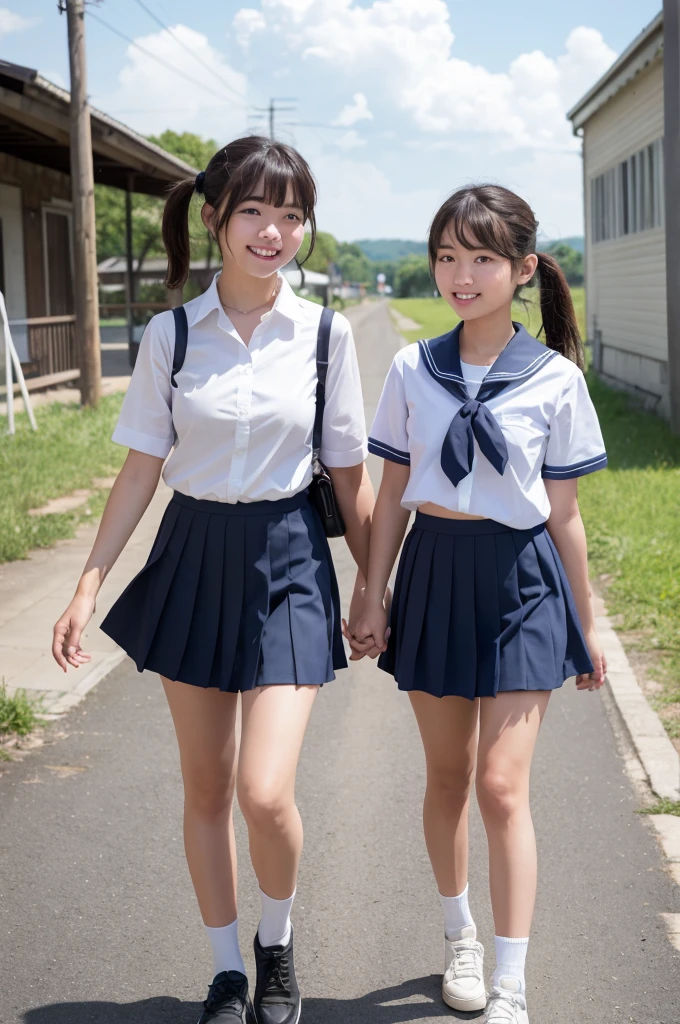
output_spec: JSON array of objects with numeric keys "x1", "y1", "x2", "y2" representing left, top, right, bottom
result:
[
  {"x1": 233, "y1": 8, "x2": 267, "y2": 49},
  {"x1": 333, "y1": 92, "x2": 373, "y2": 127},
  {"x1": 94, "y1": 25, "x2": 248, "y2": 140},
  {"x1": 0, "y1": 8, "x2": 38, "y2": 37},
  {"x1": 335, "y1": 129, "x2": 365, "y2": 150}
]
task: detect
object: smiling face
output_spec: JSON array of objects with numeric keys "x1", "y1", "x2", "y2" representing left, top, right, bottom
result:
[
  {"x1": 202, "y1": 180, "x2": 306, "y2": 280},
  {"x1": 434, "y1": 224, "x2": 537, "y2": 321}
]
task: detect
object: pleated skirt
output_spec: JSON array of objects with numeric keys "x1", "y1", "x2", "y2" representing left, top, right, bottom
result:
[
  {"x1": 100, "y1": 490, "x2": 347, "y2": 691},
  {"x1": 379, "y1": 512, "x2": 593, "y2": 699}
]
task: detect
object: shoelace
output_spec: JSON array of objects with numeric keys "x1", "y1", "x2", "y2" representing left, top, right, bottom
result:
[
  {"x1": 204, "y1": 975, "x2": 245, "y2": 1013},
  {"x1": 444, "y1": 939, "x2": 483, "y2": 981},
  {"x1": 262, "y1": 948, "x2": 291, "y2": 1000},
  {"x1": 485, "y1": 988, "x2": 527, "y2": 1023}
]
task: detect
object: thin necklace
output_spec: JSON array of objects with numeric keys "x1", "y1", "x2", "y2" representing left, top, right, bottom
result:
[{"x1": 220, "y1": 279, "x2": 281, "y2": 316}]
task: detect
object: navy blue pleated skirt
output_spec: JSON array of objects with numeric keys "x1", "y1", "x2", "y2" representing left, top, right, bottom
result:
[
  {"x1": 379, "y1": 512, "x2": 593, "y2": 699},
  {"x1": 100, "y1": 490, "x2": 347, "y2": 691}
]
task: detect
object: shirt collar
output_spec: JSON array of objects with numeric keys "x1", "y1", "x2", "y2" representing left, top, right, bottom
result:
[{"x1": 187, "y1": 272, "x2": 306, "y2": 328}]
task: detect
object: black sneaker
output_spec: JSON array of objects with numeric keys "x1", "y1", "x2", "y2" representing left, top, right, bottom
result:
[
  {"x1": 197, "y1": 970, "x2": 256, "y2": 1023},
  {"x1": 253, "y1": 926, "x2": 301, "y2": 1024}
]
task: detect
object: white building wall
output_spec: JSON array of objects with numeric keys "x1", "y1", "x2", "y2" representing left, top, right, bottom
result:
[{"x1": 582, "y1": 57, "x2": 667, "y2": 414}]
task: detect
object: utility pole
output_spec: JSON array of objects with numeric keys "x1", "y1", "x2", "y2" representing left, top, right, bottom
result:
[
  {"x1": 64, "y1": 0, "x2": 101, "y2": 407},
  {"x1": 252, "y1": 98, "x2": 297, "y2": 140},
  {"x1": 663, "y1": 0, "x2": 680, "y2": 432}
]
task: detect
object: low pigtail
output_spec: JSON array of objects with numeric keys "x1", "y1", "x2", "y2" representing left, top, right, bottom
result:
[
  {"x1": 162, "y1": 178, "x2": 196, "y2": 291},
  {"x1": 536, "y1": 252, "x2": 584, "y2": 371}
]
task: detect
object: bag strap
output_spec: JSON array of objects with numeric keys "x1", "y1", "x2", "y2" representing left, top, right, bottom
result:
[
  {"x1": 312, "y1": 307, "x2": 335, "y2": 461},
  {"x1": 170, "y1": 305, "x2": 189, "y2": 388}
]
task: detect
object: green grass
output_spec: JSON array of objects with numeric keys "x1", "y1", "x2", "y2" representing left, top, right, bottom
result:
[
  {"x1": 0, "y1": 683, "x2": 43, "y2": 737},
  {"x1": 638, "y1": 798, "x2": 680, "y2": 817},
  {"x1": 391, "y1": 287, "x2": 586, "y2": 345},
  {"x1": 0, "y1": 394, "x2": 126, "y2": 563},
  {"x1": 390, "y1": 289, "x2": 680, "y2": 739}
]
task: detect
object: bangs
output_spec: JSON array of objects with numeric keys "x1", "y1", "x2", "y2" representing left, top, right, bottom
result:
[
  {"x1": 428, "y1": 185, "x2": 534, "y2": 270},
  {"x1": 221, "y1": 148, "x2": 316, "y2": 220}
]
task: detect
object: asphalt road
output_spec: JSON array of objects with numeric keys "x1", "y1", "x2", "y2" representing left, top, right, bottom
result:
[{"x1": 1, "y1": 301, "x2": 679, "y2": 1024}]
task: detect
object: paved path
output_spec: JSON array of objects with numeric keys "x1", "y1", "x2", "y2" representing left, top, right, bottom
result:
[{"x1": 1, "y1": 302, "x2": 679, "y2": 1024}]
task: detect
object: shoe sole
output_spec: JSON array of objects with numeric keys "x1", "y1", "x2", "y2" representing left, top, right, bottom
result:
[{"x1": 442, "y1": 987, "x2": 487, "y2": 1012}]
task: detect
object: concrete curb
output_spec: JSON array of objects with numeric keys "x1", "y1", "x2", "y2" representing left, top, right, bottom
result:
[{"x1": 596, "y1": 609, "x2": 680, "y2": 802}]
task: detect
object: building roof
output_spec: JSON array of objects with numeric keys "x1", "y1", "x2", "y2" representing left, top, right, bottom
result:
[
  {"x1": 98, "y1": 255, "x2": 330, "y2": 287},
  {"x1": 0, "y1": 60, "x2": 197, "y2": 196},
  {"x1": 567, "y1": 12, "x2": 663, "y2": 130}
]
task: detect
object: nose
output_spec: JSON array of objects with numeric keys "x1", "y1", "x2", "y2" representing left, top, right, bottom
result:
[
  {"x1": 260, "y1": 222, "x2": 282, "y2": 242},
  {"x1": 453, "y1": 264, "x2": 474, "y2": 287}
]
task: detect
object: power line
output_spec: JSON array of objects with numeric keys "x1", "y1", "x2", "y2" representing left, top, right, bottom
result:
[
  {"x1": 130, "y1": 0, "x2": 253, "y2": 108},
  {"x1": 86, "y1": 8, "x2": 250, "y2": 109}
]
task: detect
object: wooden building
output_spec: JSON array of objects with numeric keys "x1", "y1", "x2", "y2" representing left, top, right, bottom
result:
[
  {"x1": 568, "y1": 14, "x2": 667, "y2": 415},
  {"x1": 0, "y1": 59, "x2": 196, "y2": 388}
]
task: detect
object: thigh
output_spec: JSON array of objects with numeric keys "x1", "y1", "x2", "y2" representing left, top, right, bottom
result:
[
  {"x1": 162, "y1": 676, "x2": 239, "y2": 778},
  {"x1": 408, "y1": 692, "x2": 480, "y2": 777},
  {"x1": 238, "y1": 684, "x2": 319, "y2": 795},
  {"x1": 477, "y1": 691, "x2": 551, "y2": 779}
]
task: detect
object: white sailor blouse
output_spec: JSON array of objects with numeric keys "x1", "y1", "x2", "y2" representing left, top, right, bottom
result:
[
  {"x1": 112, "y1": 274, "x2": 368, "y2": 504},
  {"x1": 368, "y1": 322, "x2": 607, "y2": 530}
]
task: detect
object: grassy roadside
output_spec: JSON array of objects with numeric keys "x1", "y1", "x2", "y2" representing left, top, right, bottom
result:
[
  {"x1": 0, "y1": 394, "x2": 126, "y2": 564},
  {"x1": 389, "y1": 294, "x2": 680, "y2": 747}
]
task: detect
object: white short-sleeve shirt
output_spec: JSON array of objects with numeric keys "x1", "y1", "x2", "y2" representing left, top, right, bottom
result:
[
  {"x1": 368, "y1": 323, "x2": 607, "y2": 530},
  {"x1": 112, "y1": 273, "x2": 368, "y2": 503}
]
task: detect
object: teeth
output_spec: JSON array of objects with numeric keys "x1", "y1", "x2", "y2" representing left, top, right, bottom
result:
[
  {"x1": 455, "y1": 293, "x2": 477, "y2": 299},
  {"x1": 251, "y1": 247, "x2": 279, "y2": 257}
]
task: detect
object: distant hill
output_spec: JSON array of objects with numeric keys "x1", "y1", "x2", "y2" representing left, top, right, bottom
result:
[
  {"x1": 539, "y1": 235, "x2": 584, "y2": 253},
  {"x1": 355, "y1": 239, "x2": 428, "y2": 262}
]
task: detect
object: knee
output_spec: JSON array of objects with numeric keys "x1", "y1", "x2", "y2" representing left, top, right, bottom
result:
[
  {"x1": 238, "y1": 780, "x2": 293, "y2": 832},
  {"x1": 476, "y1": 770, "x2": 523, "y2": 823},
  {"x1": 426, "y1": 764, "x2": 475, "y2": 818},
  {"x1": 183, "y1": 765, "x2": 235, "y2": 821}
]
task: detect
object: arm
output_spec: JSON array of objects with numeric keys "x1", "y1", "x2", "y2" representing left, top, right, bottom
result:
[
  {"x1": 52, "y1": 450, "x2": 164, "y2": 671},
  {"x1": 544, "y1": 478, "x2": 606, "y2": 690},
  {"x1": 352, "y1": 461, "x2": 411, "y2": 657},
  {"x1": 329, "y1": 462, "x2": 374, "y2": 645}
]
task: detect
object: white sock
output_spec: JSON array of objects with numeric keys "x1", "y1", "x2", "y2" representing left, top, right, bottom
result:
[
  {"x1": 493, "y1": 935, "x2": 529, "y2": 992},
  {"x1": 205, "y1": 919, "x2": 246, "y2": 979},
  {"x1": 438, "y1": 883, "x2": 476, "y2": 941},
  {"x1": 258, "y1": 888, "x2": 295, "y2": 948}
]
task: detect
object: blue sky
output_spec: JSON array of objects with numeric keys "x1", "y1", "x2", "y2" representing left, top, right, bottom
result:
[{"x1": 3, "y1": 1, "x2": 662, "y2": 241}]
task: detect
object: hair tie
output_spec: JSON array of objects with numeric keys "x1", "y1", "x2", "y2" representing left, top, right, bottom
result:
[{"x1": 194, "y1": 171, "x2": 206, "y2": 194}]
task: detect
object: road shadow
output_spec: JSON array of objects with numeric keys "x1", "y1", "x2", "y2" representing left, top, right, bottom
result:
[{"x1": 22, "y1": 976, "x2": 484, "y2": 1024}]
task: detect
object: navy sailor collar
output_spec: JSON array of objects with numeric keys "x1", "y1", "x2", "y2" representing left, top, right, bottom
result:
[{"x1": 419, "y1": 320, "x2": 557, "y2": 403}]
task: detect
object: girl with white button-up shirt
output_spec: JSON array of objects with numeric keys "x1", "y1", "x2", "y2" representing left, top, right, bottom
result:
[
  {"x1": 51, "y1": 136, "x2": 374, "y2": 1024},
  {"x1": 351, "y1": 185, "x2": 608, "y2": 1024}
]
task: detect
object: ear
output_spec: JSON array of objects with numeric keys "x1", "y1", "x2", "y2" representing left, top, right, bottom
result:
[
  {"x1": 201, "y1": 203, "x2": 216, "y2": 238},
  {"x1": 517, "y1": 252, "x2": 538, "y2": 286}
]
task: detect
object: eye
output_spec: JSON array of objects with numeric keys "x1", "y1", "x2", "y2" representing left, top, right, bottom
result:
[
  {"x1": 240, "y1": 207, "x2": 260, "y2": 215},
  {"x1": 438, "y1": 254, "x2": 454, "y2": 263},
  {"x1": 285, "y1": 213, "x2": 301, "y2": 221},
  {"x1": 475, "y1": 255, "x2": 491, "y2": 263}
]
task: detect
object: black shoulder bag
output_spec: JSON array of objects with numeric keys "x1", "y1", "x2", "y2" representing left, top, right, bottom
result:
[
  {"x1": 309, "y1": 307, "x2": 346, "y2": 537},
  {"x1": 170, "y1": 303, "x2": 345, "y2": 537}
]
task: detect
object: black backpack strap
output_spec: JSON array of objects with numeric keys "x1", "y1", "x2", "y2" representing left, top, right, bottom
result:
[
  {"x1": 170, "y1": 305, "x2": 188, "y2": 388},
  {"x1": 313, "y1": 307, "x2": 335, "y2": 459}
]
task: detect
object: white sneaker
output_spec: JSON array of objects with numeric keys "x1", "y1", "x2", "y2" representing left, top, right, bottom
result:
[
  {"x1": 442, "y1": 925, "x2": 486, "y2": 1012},
  {"x1": 484, "y1": 976, "x2": 529, "y2": 1023}
]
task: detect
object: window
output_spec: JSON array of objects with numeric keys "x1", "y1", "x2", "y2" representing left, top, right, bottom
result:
[
  {"x1": 591, "y1": 137, "x2": 664, "y2": 243},
  {"x1": 43, "y1": 207, "x2": 74, "y2": 315}
]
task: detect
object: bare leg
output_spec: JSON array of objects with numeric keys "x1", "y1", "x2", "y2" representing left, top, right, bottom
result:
[
  {"x1": 476, "y1": 691, "x2": 551, "y2": 937},
  {"x1": 162, "y1": 677, "x2": 239, "y2": 927},
  {"x1": 237, "y1": 684, "x2": 318, "y2": 899},
  {"x1": 408, "y1": 692, "x2": 479, "y2": 897}
]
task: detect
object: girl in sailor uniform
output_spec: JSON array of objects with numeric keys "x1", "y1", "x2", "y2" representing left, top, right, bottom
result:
[
  {"x1": 350, "y1": 184, "x2": 607, "y2": 1024},
  {"x1": 52, "y1": 137, "x2": 374, "y2": 1024}
]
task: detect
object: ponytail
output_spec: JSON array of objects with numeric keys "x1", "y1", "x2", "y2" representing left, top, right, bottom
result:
[
  {"x1": 536, "y1": 252, "x2": 584, "y2": 371},
  {"x1": 162, "y1": 178, "x2": 196, "y2": 291}
]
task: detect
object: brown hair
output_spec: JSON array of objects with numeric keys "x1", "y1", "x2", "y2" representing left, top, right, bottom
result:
[
  {"x1": 428, "y1": 184, "x2": 584, "y2": 369},
  {"x1": 162, "y1": 135, "x2": 317, "y2": 290}
]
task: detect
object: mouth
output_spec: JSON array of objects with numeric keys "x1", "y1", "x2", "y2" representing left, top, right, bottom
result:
[
  {"x1": 451, "y1": 292, "x2": 480, "y2": 305},
  {"x1": 248, "y1": 246, "x2": 282, "y2": 261}
]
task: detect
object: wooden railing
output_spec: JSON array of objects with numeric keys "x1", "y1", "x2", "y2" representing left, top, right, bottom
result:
[{"x1": 12, "y1": 315, "x2": 79, "y2": 377}]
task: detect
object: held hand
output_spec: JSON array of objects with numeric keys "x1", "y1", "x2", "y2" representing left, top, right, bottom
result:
[
  {"x1": 350, "y1": 602, "x2": 390, "y2": 661},
  {"x1": 342, "y1": 586, "x2": 392, "y2": 661},
  {"x1": 575, "y1": 628, "x2": 607, "y2": 692},
  {"x1": 52, "y1": 594, "x2": 96, "y2": 672}
]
